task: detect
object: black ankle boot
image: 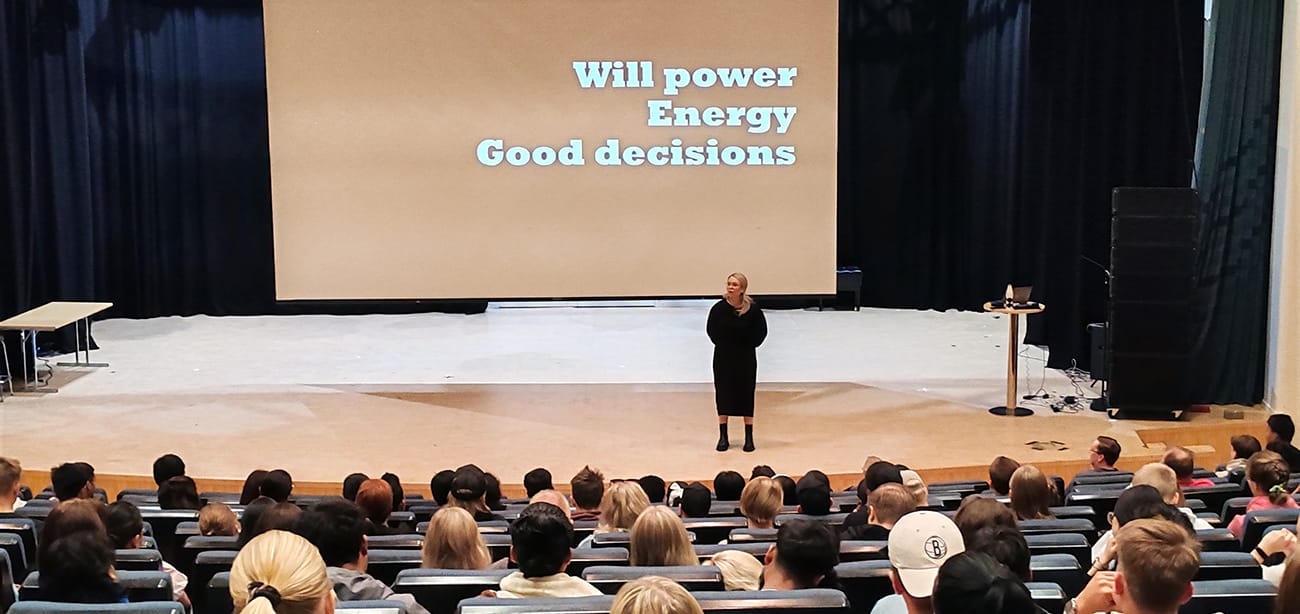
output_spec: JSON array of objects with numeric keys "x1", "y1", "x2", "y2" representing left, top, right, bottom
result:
[
  {"x1": 743, "y1": 424, "x2": 755, "y2": 452},
  {"x1": 716, "y1": 424, "x2": 730, "y2": 451}
]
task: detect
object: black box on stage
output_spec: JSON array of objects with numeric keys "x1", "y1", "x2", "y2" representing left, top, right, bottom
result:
[{"x1": 1088, "y1": 322, "x2": 1109, "y2": 381}]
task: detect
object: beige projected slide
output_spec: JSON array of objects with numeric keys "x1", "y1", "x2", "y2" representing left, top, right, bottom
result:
[{"x1": 264, "y1": 0, "x2": 838, "y2": 300}]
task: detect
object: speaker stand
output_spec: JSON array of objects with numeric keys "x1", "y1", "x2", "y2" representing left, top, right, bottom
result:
[
  {"x1": 1090, "y1": 395, "x2": 1109, "y2": 412},
  {"x1": 989, "y1": 406, "x2": 1034, "y2": 417}
]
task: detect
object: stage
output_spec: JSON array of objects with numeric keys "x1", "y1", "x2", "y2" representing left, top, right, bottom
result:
[{"x1": 0, "y1": 301, "x2": 1267, "y2": 495}]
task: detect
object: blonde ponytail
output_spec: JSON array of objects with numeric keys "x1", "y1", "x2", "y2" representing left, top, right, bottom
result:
[{"x1": 230, "y1": 530, "x2": 333, "y2": 614}]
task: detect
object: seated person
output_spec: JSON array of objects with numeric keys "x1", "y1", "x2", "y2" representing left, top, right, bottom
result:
[
  {"x1": 1219, "y1": 434, "x2": 1261, "y2": 476},
  {"x1": 986, "y1": 456, "x2": 1020, "y2": 497},
  {"x1": 343, "y1": 472, "x2": 369, "y2": 501},
  {"x1": 1008, "y1": 465, "x2": 1055, "y2": 520},
  {"x1": 795, "y1": 474, "x2": 833, "y2": 516},
  {"x1": 1066, "y1": 435, "x2": 1123, "y2": 492},
  {"x1": 430, "y1": 469, "x2": 455, "y2": 506},
  {"x1": 638, "y1": 475, "x2": 667, "y2": 504},
  {"x1": 751, "y1": 465, "x2": 776, "y2": 479},
  {"x1": 421, "y1": 506, "x2": 491, "y2": 569},
  {"x1": 1089, "y1": 485, "x2": 1193, "y2": 572},
  {"x1": 259, "y1": 469, "x2": 294, "y2": 502},
  {"x1": 1267, "y1": 414, "x2": 1300, "y2": 472},
  {"x1": 774, "y1": 475, "x2": 798, "y2": 506},
  {"x1": 953, "y1": 496, "x2": 1017, "y2": 543},
  {"x1": 761, "y1": 518, "x2": 840, "y2": 590},
  {"x1": 1129, "y1": 463, "x2": 1212, "y2": 530},
  {"x1": 842, "y1": 483, "x2": 914, "y2": 541},
  {"x1": 38, "y1": 498, "x2": 109, "y2": 567},
  {"x1": 355, "y1": 478, "x2": 396, "y2": 534},
  {"x1": 199, "y1": 502, "x2": 241, "y2": 536},
  {"x1": 38, "y1": 531, "x2": 125, "y2": 603},
  {"x1": 679, "y1": 483, "x2": 713, "y2": 519},
  {"x1": 293, "y1": 497, "x2": 429, "y2": 614},
  {"x1": 569, "y1": 465, "x2": 605, "y2": 522},
  {"x1": 705, "y1": 549, "x2": 764, "y2": 591},
  {"x1": 963, "y1": 525, "x2": 1030, "y2": 582},
  {"x1": 1228, "y1": 450, "x2": 1298, "y2": 539},
  {"x1": 597, "y1": 481, "x2": 652, "y2": 534},
  {"x1": 933, "y1": 551, "x2": 1037, "y2": 614},
  {"x1": 899, "y1": 470, "x2": 928, "y2": 507},
  {"x1": 483, "y1": 473, "x2": 505, "y2": 512},
  {"x1": 104, "y1": 500, "x2": 191, "y2": 608},
  {"x1": 50, "y1": 462, "x2": 96, "y2": 502},
  {"x1": 738, "y1": 476, "x2": 783, "y2": 531},
  {"x1": 0, "y1": 456, "x2": 26, "y2": 513},
  {"x1": 381, "y1": 472, "x2": 407, "y2": 513},
  {"x1": 494, "y1": 502, "x2": 602, "y2": 597},
  {"x1": 713, "y1": 471, "x2": 746, "y2": 502},
  {"x1": 611, "y1": 575, "x2": 704, "y2": 614},
  {"x1": 158, "y1": 475, "x2": 202, "y2": 510},
  {"x1": 447, "y1": 465, "x2": 505, "y2": 522},
  {"x1": 871, "y1": 511, "x2": 965, "y2": 614},
  {"x1": 152, "y1": 454, "x2": 186, "y2": 487},
  {"x1": 524, "y1": 468, "x2": 554, "y2": 498},
  {"x1": 230, "y1": 530, "x2": 335, "y2": 614},
  {"x1": 1071, "y1": 519, "x2": 1199, "y2": 614},
  {"x1": 1161, "y1": 447, "x2": 1215, "y2": 489},
  {"x1": 629, "y1": 506, "x2": 699, "y2": 566},
  {"x1": 239, "y1": 469, "x2": 268, "y2": 505},
  {"x1": 530, "y1": 490, "x2": 573, "y2": 521},
  {"x1": 237, "y1": 496, "x2": 276, "y2": 548}
]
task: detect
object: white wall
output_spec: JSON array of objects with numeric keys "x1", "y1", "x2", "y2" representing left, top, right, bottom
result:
[{"x1": 1267, "y1": 0, "x2": 1300, "y2": 415}]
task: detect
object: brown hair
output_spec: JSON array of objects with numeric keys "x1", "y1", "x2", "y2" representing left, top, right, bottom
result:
[
  {"x1": 867, "y1": 483, "x2": 916, "y2": 527},
  {"x1": 39, "y1": 499, "x2": 107, "y2": 567},
  {"x1": 1277, "y1": 555, "x2": 1300, "y2": 614},
  {"x1": 1115, "y1": 519, "x2": 1200, "y2": 612},
  {"x1": 1161, "y1": 447, "x2": 1195, "y2": 479},
  {"x1": 599, "y1": 481, "x2": 651, "y2": 533},
  {"x1": 953, "y1": 496, "x2": 1017, "y2": 542},
  {"x1": 1096, "y1": 436, "x2": 1122, "y2": 467},
  {"x1": 630, "y1": 506, "x2": 698, "y2": 566},
  {"x1": 1009, "y1": 465, "x2": 1055, "y2": 520},
  {"x1": 0, "y1": 457, "x2": 21, "y2": 494},
  {"x1": 1248, "y1": 451, "x2": 1291, "y2": 505},
  {"x1": 739, "y1": 477, "x2": 783, "y2": 527},
  {"x1": 611, "y1": 575, "x2": 705, "y2": 614},
  {"x1": 355, "y1": 479, "x2": 394, "y2": 526},
  {"x1": 421, "y1": 506, "x2": 490, "y2": 570},
  {"x1": 988, "y1": 456, "x2": 1020, "y2": 495},
  {"x1": 1231, "y1": 434, "x2": 1262, "y2": 459},
  {"x1": 570, "y1": 465, "x2": 605, "y2": 510},
  {"x1": 200, "y1": 503, "x2": 240, "y2": 537}
]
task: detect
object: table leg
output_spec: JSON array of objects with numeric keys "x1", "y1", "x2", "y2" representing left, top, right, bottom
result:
[
  {"x1": 57, "y1": 318, "x2": 109, "y2": 368},
  {"x1": 16, "y1": 330, "x2": 58, "y2": 394},
  {"x1": 989, "y1": 313, "x2": 1033, "y2": 417}
]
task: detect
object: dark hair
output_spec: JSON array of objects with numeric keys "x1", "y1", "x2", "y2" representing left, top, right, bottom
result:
[
  {"x1": 293, "y1": 497, "x2": 367, "y2": 567},
  {"x1": 933, "y1": 551, "x2": 1037, "y2": 614},
  {"x1": 39, "y1": 499, "x2": 107, "y2": 568},
  {"x1": 637, "y1": 475, "x2": 666, "y2": 504},
  {"x1": 570, "y1": 466, "x2": 605, "y2": 510},
  {"x1": 152, "y1": 454, "x2": 186, "y2": 487},
  {"x1": 258, "y1": 502, "x2": 303, "y2": 535},
  {"x1": 988, "y1": 456, "x2": 1021, "y2": 496},
  {"x1": 1231, "y1": 435, "x2": 1262, "y2": 460},
  {"x1": 483, "y1": 473, "x2": 505, "y2": 511},
  {"x1": 509, "y1": 502, "x2": 574, "y2": 577},
  {"x1": 751, "y1": 465, "x2": 776, "y2": 479},
  {"x1": 713, "y1": 471, "x2": 746, "y2": 501},
  {"x1": 239, "y1": 470, "x2": 269, "y2": 505},
  {"x1": 680, "y1": 483, "x2": 712, "y2": 518},
  {"x1": 775, "y1": 475, "x2": 798, "y2": 506},
  {"x1": 103, "y1": 501, "x2": 145, "y2": 550},
  {"x1": 802, "y1": 470, "x2": 830, "y2": 488},
  {"x1": 864, "y1": 462, "x2": 903, "y2": 492},
  {"x1": 1096, "y1": 436, "x2": 1122, "y2": 466},
  {"x1": 954, "y1": 496, "x2": 1018, "y2": 542},
  {"x1": 1163, "y1": 447, "x2": 1196, "y2": 480},
  {"x1": 524, "y1": 468, "x2": 554, "y2": 497},
  {"x1": 796, "y1": 474, "x2": 832, "y2": 516},
  {"x1": 50, "y1": 463, "x2": 92, "y2": 501},
  {"x1": 966, "y1": 526, "x2": 1030, "y2": 581},
  {"x1": 1249, "y1": 451, "x2": 1293, "y2": 505},
  {"x1": 1270, "y1": 415, "x2": 1296, "y2": 442},
  {"x1": 774, "y1": 519, "x2": 840, "y2": 589},
  {"x1": 381, "y1": 472, "x2": 406, "y2": 512},
  {"x1": 37, "y1": 531, "x2": 122, "y2": 604},
  {"x1": 260, "y1": 469, "x2": 293, "y2": 502},
  {"x1": 430, "y1": 470, "x2": 455, "y2": 505},
  {"x1": 855, "y1": 478, "x2": 870, "y2": 505},
  {"x1": 158, "y1": 476, "x2": 202, "y2": 510},
  {"x1": 236, "y1": 496, "x2": 276, "y2": 548},
  {"x1": 342, "y1": 473, "x2": 369, "y2": 501},
  {"x1": 1113, "y1": 486, "x2": 1171, "y2": 526}
]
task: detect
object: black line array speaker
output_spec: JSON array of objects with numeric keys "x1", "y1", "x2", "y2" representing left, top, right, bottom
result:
[{"x1": 1107, "y1": 187, "x2": 1198, "y2": 414}]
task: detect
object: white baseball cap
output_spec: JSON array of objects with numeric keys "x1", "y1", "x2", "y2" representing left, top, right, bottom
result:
[{"x1": 887, "y1": 510, "x2": 965, "y2": 598}]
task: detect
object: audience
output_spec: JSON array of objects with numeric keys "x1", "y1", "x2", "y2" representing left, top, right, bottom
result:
[
  {"x1": 496, "y1": 502, "x2": 602, "y2": 597},
  {"x1": 430, "y1": 469, "x2": 455, "y2": 505},
  {"x1": 239, "y1": 469, "x2": 269, "y2": 505},
  {"x1": 1267, "y1": 414, "x2": 1300, "y2": 472},
  {"x1": 342, "y1": 472, "x2": 369, "y2": 501},
  {"x1": 953, "y1": 496, "x2": 1017, "y2": 542},
  {"x1": 524, "y1": 467, "x2": 554, "y2": 497},
  {"x1": 152, "y1": 453, "x2": 186, "y2": 487},
  {"x1": 570, "y1": 465, "x2": 605, "y2": 522},
  {"x1": 774, "y1": 475, "x2": 798, "y2": 506},
  {"x1": 237, "y1": 496, "x2": 278, "y2": 548},
  {"x1": 1129, "y1": 462, "x2": 1212, "y2": 531},
  {"x1": 598, "y1": 481, "x2": 652, "y2": 534},
  {"x1": 795, "y1": 473, "x2": 833, "y2": 516},
  {"x1": 530, "y1": 490, "x2": 573, "y2": 521},
  {"x1": 104, "y1": 500, "x2": 191, "y2": 608},
  {"x1": 1073, "y1": 519, "x2": 1200, "y2": 614},
  {"x1": 932, "y1": 551, "x2": 1037, "y2": 614},
  {"x1": 638, "y1": 475, "x2": 667, "y2": 504},
  {"x1": 200, "y1": 502, "x2": 241, "y2": 536},
  {"x1": 987, "y1": 455, "x2": 1020, "y2": 496},
  {"x1": 761, "y1": 519, "x2": 840, "y2": 590},
  {"x1": 751, "y1": 465, "x2": 776, "y2": 479},
  {"x1": 229, "y1": 530, "x2": 335, "y2": 614},
  {"x1": 872, "y1": 511, "x2": 964, "y2": 614},
  {"x1": 963, "y1": 525, "x2": 1030, "y2": 582},
  {"x1": 448, "y1": 464, "x2": 504, "y2": 522},
  {"x1": 260, "y1": 469, "x2": 294, "y2": 502},
  {"x1": 421, "y1": 506, "x2": 491, "y2": 570},
  {"x1": 1221, "y1": 434, "x2": 1261, "y2": 476},
  {"x1": 50, "y1": 462, "x2": 96, "y2": 502},
  {"x1": 629, "y1": 506, "x2": 698, "y2": 566},
  {"x1": 738, "y1": 476, "x2": 783, "y2": 530},
  {"x1": 864, "y1": 462, "x2": 904, "y2": 493},
  {"x1": 356, "y1": 478, "x2": 395, "y2": 534},
  {"x1": 38, "y1": 530, "x2": 123, "y2": 603},
  {"x1": 1008, "y1": 465, "x2": 1055, "y2": 520},
  {"x1": 1161, "y1": 447, "x2": 1214, "y2": 489},
  {"x1": 713, "y1": 471, "x2": 745, "y2": 502},
  {"x1": 483, "y1": 472, "x2": 505, "y2": 511},
  {"x1": 1090, "y1": 485, "x2": 1192, "y2": 572},
  {"x1": 611, "y1": 576, "x2": 704, "y2": 614},
  {"x1": 842, "y1": 482, "x2": 914, "y2": 541},
  {"x1": 38, "y1": 499, "x2": 108, "y2": 567},
  {"x1": 1228, "y1": 450, "x2": 1297, "y2": 539},
  {"x1": 381, "y1": 472, "x2": 407, "y2": 512},
  {"x1": 158, "y1": 475, "x2": 202, "y2": 510},
  {"x1": 680, "y1": 483, "x2": 713, "y2": 518},
  {"x1": 705, "y1": 549, "x2": 764, "y2": 591},
  {"x1": 293, "y1": 497, "x2": 428, "y2": 613},
  {"x1": 0, "y1": 456, "x2": 24, "y2": 512}
]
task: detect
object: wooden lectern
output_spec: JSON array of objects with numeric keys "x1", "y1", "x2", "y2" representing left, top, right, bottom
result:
[{"x1": 983, "y1": 301, "x2": 1046, "y2": 417}]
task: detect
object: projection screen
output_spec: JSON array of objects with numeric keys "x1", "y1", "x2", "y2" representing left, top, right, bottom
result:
[{"x1": 263, "y1": 0, "x2": 838, "y2": 300}]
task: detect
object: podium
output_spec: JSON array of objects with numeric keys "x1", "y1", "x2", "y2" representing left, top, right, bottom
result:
[{"x1": 983, "y1": 301, "x2": 1046, "y2": 417}]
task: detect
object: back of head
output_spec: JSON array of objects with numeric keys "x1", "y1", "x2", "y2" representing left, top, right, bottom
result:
[
  {"x1": 1097, "y1": 436, "x2": 1122, "y2": 466},
  {"x1": 1231, "y1": 434, "x2": 1262, "y2": 460},
  {"x1": 342, "y1": 473, "x2": 369, "y2": 501},
  {"x1": 630, "y1": 506, "x2": 697, "y2": 566},
  {"x1": 422, "y1": 506, "x2": 490, "y2": 570},
  {"x1": 1132, "y1": 463, "x2": 1181, "y2": 504},
  {"x1": 1113, "y1": 486, "x2": 1175, "y2": 527},
  {"x1": 867, "y1": 483, "x2": 916, "y2": 528},
  {"x1": 706, "y1": 550, "x2": 764, "y2": 591},
  {"x1": 1008, "y1": 465, "x2": 1053, "y2": 520},
  {"x1": 638, "y1": 475, "x2": 666, "y2": 504},
  {"x1": 355, "y1": 479, "x2": 394, "y2": 526},
  {"x1": 954, "y1": 496, "x2": 1017, "y2": 542},
  {"x1": 988, "y1": 456, "x2": 1021, "y2": 496},
  {"x1": 510, "y1": 502, "x2": 574, "y2": 577},
  {"x1": 292, "y1": 497, "x2": 365, "y2": 567},
  {"x1": 864, "y1": 461, "x2": 903, "y2": 492},
  {"x1": 570, "y1": 465, "x2": 605, "y2": 510},
  {"x1": 230, "y1": 530, "x2": 333, "y2": 614},
  {"x1": 887, "y1": 511, "x2": 966, "y2": 599},
  {"x1": 524, "y1": 468, "x2": 554, "y2": 498},
  {"x1": 430, "y1": 470, "x2": 454, "y2": 505},
  {"x1": 773, "y1": 518, "x2": 840, "y2": 589},
  {"x1": 104, "y1": 500, "x2": 144, "y2": 549},
  {"x1": 39, "y1": 530, "x2": 118, "y2": 603},
  {"x1": 774, "y1": 475, "x2": 798, "y2": 506},
  {"x1": 600, "y1": 481, "x2": 651, "y2": 532},
  {"x1": 1270, "y1": 414, "x2": 1296, "y2": 442},
  {"x1": 713, "y1": 471, "x2": 746, "y2": 501},
  {"x1": 932, "y1": 551, "x2": 1037, "y2": 614},
  {"x1": 40, "y1": 499, "x2": 107, "y2": 566},
  {"x1": 0, "y1": 456, "x2": 21, "y2": 495},
  {"x1": 152, "y1": 454, "x2": 186, "y2": 487},
  {"x1": 241, "y1": 470, "x2": 269, "y2": 505},
  {"x1": 795, "y1": 474, "x2": 831, "y2": 516},
  {"x1": 1248, "y1": 450, "x2": 1292, "y2": 504},
  {"x1": 483, "y1": 473, "x2": 503, "y2": 511},
  {"x1": 1161, "y1": 448, "x2": 1196, "y2": 480},
  {"x1": 381, "y1": 472, "x2": 406, "y2": 512},
  {"x1": 1276, "y1": 553, "x2": 1300, "y2": 614},
  {"x1": 611, "y1": 576, "x2": 705, "y2": 614},
  {"x1": 260, "y1": 469, "x2": 294, "y2": 503},
  {"x1": 50, "y1": 462, "x2": 91, "y2": 501},
  {"x1": 238, "y1": 496, "x2": 277, "y2": 548},
  {"x1": 158, "y1": 475, "x2": 202, "y2": 510},
  {"x1": 243, "y1": 500, "x2": 302, "y2": 548},
  {"x1": 680, "y1": 483, "x2": 712, "y2": 518},
  {"x1": 965, "y1": 526, "x2": 1030, "y2": 581},
  {"x1": 899, "y1": 470, "x2": 928, "y2": 505},
  {"x1": 1115, "y1": 519, "x2": 1200, "y2": 612},
  {"x1": 529, "y1": 490, "x2": 573, "y2": 521},
  {"x1": 751, "y1": 465, "x2": 775, "y2": 479},
  {"x1": 739, "y1": 477, "x2": 783, "y2": 526},
  {"x1": 200, "y1": 502, "x2": 241, "y2": 537}
]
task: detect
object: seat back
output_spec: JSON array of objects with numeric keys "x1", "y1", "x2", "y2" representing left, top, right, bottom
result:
[
  {"x1": 190, "y1": 551, "x2": 238, "y2": 614},
  {"x1": 1194, "y1": 551, "x2": 1262, "y2": 581},
  {"x1": 695, "y1": 543, "x2": 769, "y2": 562},
  {"x1": 837, "y1": 541, "x2": 888, "y2": 562},
  {"x1": 0, "y1": 549, "x2": 16, "y2": 614},
  {"x1": 1182, "y1": 483, "x2": 1249, "y2": 519},
  {"x1": 566, "y1": 548, "x2": 629, "y2": 576},
  {"x1": 727, "y1": 529, "x2": 778, "y2": 543},
  {"x1": 1218, "y1": 497, "x2": 1252, "y2": 527},
  {"x1": 682, "y1": 518, "x2": 747, "y2": 544},
  {"x1": 1017, "y1": 518, "x2": 1096, "y2": 541},
  {"x1": 24, "y1": 571, "x2": 173, "y2": 604},
  {"x1": 1196, "y1": 528, "x2": 1240, "y2": 552},
  {"x1": 336, "y1": 601, "x2": 408, "y2": 614},
  {"x1": 1070, "y1": 473, "x2": 1133, "y2": 488},
  {"x1": 113, "y1": 550, "x2": 163, "y2": 572},
  {"x1": 1024, "y1": 533, "x2": 1090, "y2": 568},
  {"x1": 391, "y1": 568, "x2": 513, "y2": 614},
  {"x1": 197, "y1": 493, "x2": 241, "y2": 505},
  {"x1": 366, "y1": 549, "x2": 423, "y2": 586},
  {"x1": 0, "y1": 533, "x2": 28, "y2": 581},
  {"x1": 367, "y1": 535, "x2": 425, "y2": 550},
  {"x1": 475, "y1": 521, "x2": 510, "y2": 535},
  {"x1": 388, "y1": 512, "x2": 416, "y2": 530},
  {"x1": 1182, "y1": 579, "x2": 1276, "y2": 614},
  {"x1": 775, "y1": 513, "x2": 849, "y2": 527},
  {"x1": 581, "y1": 565, "x2": 723, "y2": 594},
  {"x1": 9, "y1": 603, "x2": 185, "y2": 614},
  {"x1": 173, "y1": 522, "x2": 200, "y2": 539},
  {"x1": 691, "y1": 589, "x2": 849, "y2": 613},
  {"x1": 207, "y1": 572, "x2": 233, "y2": 614},
  {"x1": 1024, "y1": 582, "x2": 1066, "y2": 614},
  {"x1": 1239, "y1": 508, "x2": 1300, "y2": 551},
  {"x1": 1029, "y1": 554, "x2": 1085, "y2": 597},
  {"x1": 482, "y1": 534, "x2": 511, "y2": 563},
  {"x1": 177, "y1": 536, "x2": 239, "y2": 576},
  {"x1": 1046, "y1": 506, "x2": 1096, "y2": 521},
  {"x1": 1063, "y1": 492, "x2": 1121, "y2": 530},
  {"x1": 0, "y1": 517, "x2": 38, "y2": 573},
  {"x1": 833, "y1": 560, "x2": 892, "y2": 613},
  {"x1": 455, "y1": 596, "x2": 614, "y2": 614},
  {"x1": 139, "y1": 510, "x2": 199, "y2": 563}
]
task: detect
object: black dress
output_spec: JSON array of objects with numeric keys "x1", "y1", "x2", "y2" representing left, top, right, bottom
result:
[{"x1": 707, "y1": 299, "x2": 768, "y2": 417}]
